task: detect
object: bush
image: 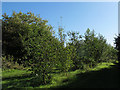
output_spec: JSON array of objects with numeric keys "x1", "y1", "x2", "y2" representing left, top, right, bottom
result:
[{"x1": 2, "y1": 56, "x2": 24, "y2": 70}]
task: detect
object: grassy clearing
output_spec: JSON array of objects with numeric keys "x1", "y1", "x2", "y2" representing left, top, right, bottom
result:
[{"x1": 2, "y1": 62, "x2": 120, "y2": 89}]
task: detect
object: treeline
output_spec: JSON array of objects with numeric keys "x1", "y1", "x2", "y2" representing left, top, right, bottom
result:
[{"x1": 2, "y1": 12, "x2": 117, "y2": 84}]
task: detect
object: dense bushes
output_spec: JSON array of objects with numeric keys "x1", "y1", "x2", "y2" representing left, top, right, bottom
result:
[{"x1": 2, "y1": 12, "x2": 117, "y2": 84}]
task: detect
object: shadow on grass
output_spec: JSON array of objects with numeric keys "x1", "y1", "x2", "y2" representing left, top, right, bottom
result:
[
  {"x1": 53, "y1": 64, "x2": 120, "y2": 88},
  {"x1": 2, "y1": 73, "x2": 33, "y2": 81},
  {"x1": 2, "y1": 73, "x2": 51, "y2": 89},
  {"x1": 2, "y1": 64, "x2": 120, "y2": 89}
]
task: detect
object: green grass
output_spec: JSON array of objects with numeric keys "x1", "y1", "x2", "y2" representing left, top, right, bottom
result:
[
  {"x1": 2, "y1": 69, "x2": 31, "y2": 78},
  {"x1": 0, "y1": 68, "x2": 2, "y2": 77},
  {"x1": 2, "y1": 62, "x2": 120, "y2": 89}
]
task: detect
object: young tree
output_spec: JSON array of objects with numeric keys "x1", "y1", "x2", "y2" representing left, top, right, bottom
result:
[
  {"x1": 57, "y1": 26, "x2": 74, "y2": 72},
  {"x1": 83, "y1": 29, "x2": 107, "y2": 67},
  {"x1": 67, "y1": 31, "x2": 82, "y2": 69}
]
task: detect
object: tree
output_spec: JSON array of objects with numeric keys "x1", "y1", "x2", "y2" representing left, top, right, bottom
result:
[
  {"x1": 81, "y1": 29, "x2": 108, "y2": 67},
  {"x1": 57, "y1": 26, "x2": 74, "y2": 72},
  {"x1": 2, "y1": 12, "x2": 29, "y2": 63},
  {"x1": 115, "y1": 34, "x2": 120, "y2": 65},
  {"x1": 67, "y1": 31, "x2": 82, "y2": 69},
  {"x1": 100, "y1": 44, "x2": 117, "y2": 62},
  {"x1": 2, "y1": 11, "x2": 60, "y2": 84}
]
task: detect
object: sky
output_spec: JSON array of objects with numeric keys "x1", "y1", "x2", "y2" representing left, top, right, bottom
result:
[
  {"x1": 2, "y1": 2, "x2": 118, "y2": 46},
  {"x1": 1, "y1": 0, "x2": 119, "y2": 2}
]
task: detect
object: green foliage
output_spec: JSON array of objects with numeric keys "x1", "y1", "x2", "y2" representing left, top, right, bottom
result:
[
  {"x1": 67, "y1": 28, "x2": 117, "y2": 69},
  {"x1": 114, "y1": 34, "x2": 120, "y2": 65},
  {"x1": 67, "y1": 31, "x2": 82, "y2": 69},
  {"x1": 2, "y1": 56, "x2": 24, "y2": 70},
  {"x1": 100, "y1": 44, "x2": 117, "y2": 62},
  {"x1": 62, "y1": 46, "x2": 74, "y2": 72},
  {"x1": 2, "y1": 11, "x2": 117, "y2": 86},
  {"x1": 56, "y1": 27, "x2": 74, "y2": 73},
  {"x1": 2, "y1": 11, "x2": 59, "y2": 84}
]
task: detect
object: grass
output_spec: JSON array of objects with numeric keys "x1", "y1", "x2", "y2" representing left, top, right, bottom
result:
[
  {"x1": 54, "y1": 62, "x2": 120, "y2": 88},
  {"x1": 2, "y1": 62, "x2": 120, "y2": 89},
  {"x1": 2, "y1": 69, "x2": 31, "y2": 78}
]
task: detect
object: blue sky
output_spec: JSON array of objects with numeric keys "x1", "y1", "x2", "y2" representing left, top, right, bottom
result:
[{"x1": 2, "y1": 2, "x2": 118, "y2": 46}]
